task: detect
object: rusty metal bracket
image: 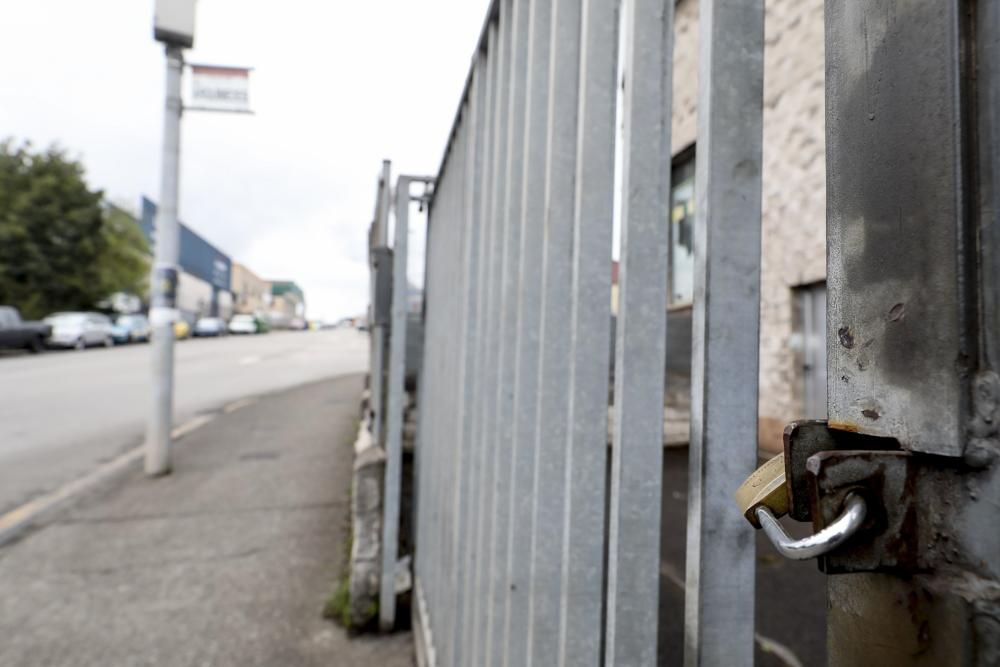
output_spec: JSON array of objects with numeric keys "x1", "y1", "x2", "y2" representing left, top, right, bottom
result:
[
  {"x1": 807, "y1": 450, "x2": 921, "y2": 575},
  {"x1": 783, "y1": 420, "x2": 898, "y2": 522}
]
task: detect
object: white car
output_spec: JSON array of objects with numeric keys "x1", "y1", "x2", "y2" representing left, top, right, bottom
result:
[
  {"x1": 228, "y1": 314, "x2": 258, "y2": 334},
  {"x1": 45, "y1": 312, "x2": 115, "y2": 350}
]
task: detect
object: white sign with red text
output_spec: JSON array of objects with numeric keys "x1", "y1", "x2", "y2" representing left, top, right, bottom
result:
[{"x1": 190, "y1": 65, "x2": 251, "y2": 112}]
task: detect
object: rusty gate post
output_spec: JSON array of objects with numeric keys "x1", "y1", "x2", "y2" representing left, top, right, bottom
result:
[{"x1": 824, "y1": 1, "x2": 1000, "y2": 664}]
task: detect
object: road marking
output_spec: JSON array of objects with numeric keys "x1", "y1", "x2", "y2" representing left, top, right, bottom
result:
[
  {"x1": 659, "y1": 562, "x2": 804, "y2": 667},
  {"x1": 239, "y1": 355, "x2": 261, "y2": 366},
  {"x1": 223, "y1": 397, "x2": 258, "y2": 414},
  {"x1": 170, "y1": 414, "x2": 214, "y2": 439},
  {"x1": 0, "y1": 414, "x2": 215, "y2": 547},
  {"x1": 0, "y1": 447, "x2": 142, "y2": 547}
]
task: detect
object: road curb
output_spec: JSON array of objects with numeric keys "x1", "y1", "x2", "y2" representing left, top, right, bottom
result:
[
  {"x1": 0, "y1": 414, "x2": 214, "y2": 548},
  {"x1": 0, "y1": 447, "x2": 143, "y2": 548}
]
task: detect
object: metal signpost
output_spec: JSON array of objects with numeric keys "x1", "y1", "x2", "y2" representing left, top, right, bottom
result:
[{"x1": 147, "y1": 0, "x2": 252, "y2": 476}]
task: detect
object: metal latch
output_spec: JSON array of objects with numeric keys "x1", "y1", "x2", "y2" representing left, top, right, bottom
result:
[{"x1": 735, "y1": 420, "x2": 918, "y2": 573}]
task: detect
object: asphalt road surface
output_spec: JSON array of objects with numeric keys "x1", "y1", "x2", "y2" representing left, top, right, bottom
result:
[{"x1": 0, "y1": 329, "x2": 368, "y2": 515}]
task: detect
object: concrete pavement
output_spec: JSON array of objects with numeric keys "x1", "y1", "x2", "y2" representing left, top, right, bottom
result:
[
  {"x1": 0, "y1": 373, "x2": 413, "y2": 667},
  {"x1": 0, "y1": 329, "x2": 368, "y2": 515}
]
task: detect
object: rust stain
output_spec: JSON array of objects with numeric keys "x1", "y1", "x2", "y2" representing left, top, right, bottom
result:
[{"x1": 829, "y1": 420, "x2": 860, "y2": 433}]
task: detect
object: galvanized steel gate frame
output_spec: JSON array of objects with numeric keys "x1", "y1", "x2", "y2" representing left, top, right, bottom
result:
[{"x1": 366, "y1": 0, "x2": 1000, "y2": 665}]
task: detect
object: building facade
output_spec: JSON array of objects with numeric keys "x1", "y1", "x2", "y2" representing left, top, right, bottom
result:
[
  {"x1": 231, "y1": 262, "x2": 269, "y2": 316},
  {"x1": 669, "y1": 0, "x2": 826, "y2": 450},
  {"x1": 139, "y1": 197, "x2": 234, "y2": 322},
  {"x1": 267, "y1": 280, "x2": 305, "y2": 328}
]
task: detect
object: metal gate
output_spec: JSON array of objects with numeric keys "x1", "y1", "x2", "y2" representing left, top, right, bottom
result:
[{"x1": 367, "y1": 0, "x2": 1000, "y2": 665}]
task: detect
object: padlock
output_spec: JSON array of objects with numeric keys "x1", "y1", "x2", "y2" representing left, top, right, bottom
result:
[
  {"x1": 734, "y1": 452, "x2": 789, "y2": 528},
  {"x1": 735, "y1": 445, "x2": 869, "y2": 561}
]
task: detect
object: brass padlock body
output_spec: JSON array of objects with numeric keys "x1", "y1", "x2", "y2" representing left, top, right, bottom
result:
[{"x1": 734, "y1": 452, "x2": 790, "y2": 528}]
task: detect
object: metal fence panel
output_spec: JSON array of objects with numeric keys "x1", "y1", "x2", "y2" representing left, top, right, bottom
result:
[{"x1": 404, "y1": 0, "x2": 766, "y2": 664}]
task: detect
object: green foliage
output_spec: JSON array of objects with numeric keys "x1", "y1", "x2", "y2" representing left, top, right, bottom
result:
[
  {"x1": 322, "y1": 477, "x2": 379, "y2": 633},
  {"x1": 322, "y1": 578, "x2": 354, "y2": 627},
  {"x1": 99, "y1": 205, "x2": 150, "y2": 303},
  {"x1": 0, "y1": 139, "x2": 149, "y2": 320}
]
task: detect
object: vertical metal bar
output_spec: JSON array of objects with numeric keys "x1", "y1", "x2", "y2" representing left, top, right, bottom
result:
[
  {"x1": 501, "y1": 0, "x2": 553, "y2": 663},
  {"x1": 604, "y1": 0, "x2": 673, "y2": 663},
  {"x1": 557, "y1": 0, "x2": 622, "y2": 663},
  {"x1": 473, "y1": 2, "x2": 513, "y2": 663},
  {"x1": 421, "y1": 169, "x2": 443, "y2": 657},
  {"x1": 436, "y1": 123, "x2": 468, "y2": 667},
  {"x1": 450, "y1": 127, "x2": 471, "y2": 663},
  {"x1": 370, "y1": 161, "x2": 392, "y2": 451},
  {"x1": 452, "y1": 53, "x2": 490, "y2": 667},
  {"x1": 380, "y1": 176, "x2": 413, "y2": 632},
  {"x1": 486, "y1": 1, "x2": 530, "y2": 664},
  {"x1": 526, "y1": 0, "x2": 583, "y2": 664},
  {"x1": 462, "y1": 20, "x2": 500, "y2": 663},
  {"x1": 416, "y1": 181, "x2": 439, "y2": 633},
  {"x1": 981, "y1": 0, "x2": 1000, "y2": 373},
  {"x1": 368, "y1": 162, "x2": 386, "y2": 433},
  {"x1": 684, "y1": 0, "x2": 764, "y2": 663}
]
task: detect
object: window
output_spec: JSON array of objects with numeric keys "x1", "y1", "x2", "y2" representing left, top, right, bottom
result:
[
  {"x1": 794, "y1": 282, "x2": 827, "y2": 418},
  {"x1": 669, "y1": 147, "x2": 696, "y2": 306}
]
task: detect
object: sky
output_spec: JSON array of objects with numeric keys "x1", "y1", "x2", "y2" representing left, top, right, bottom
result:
[{"x1": 0, "y1": 0, "x2": 491, "y2": 321}]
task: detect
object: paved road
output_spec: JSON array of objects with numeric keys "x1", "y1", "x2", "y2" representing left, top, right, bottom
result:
[
  {"x1": 0, "y1": 329, "x2": 368, "y2": 515},
  {"x1": 0, "y1": 374, "x2": 413, "y2": 666}
]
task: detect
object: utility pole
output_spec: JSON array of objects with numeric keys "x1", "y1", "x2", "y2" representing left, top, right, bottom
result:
[
  {"x1": 146, "y1": 43, "x2": 184, "y2": 476},
  {"x1": 148, "y1": 0, "x2": 195, "y2": 476}
]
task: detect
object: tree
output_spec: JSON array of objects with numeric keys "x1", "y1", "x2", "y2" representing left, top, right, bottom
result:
[
  {"x1": 98, "y1": 204, "x2": 150, "y2": 305},
  {"x1": 0, "y1": 140, "x2": 149, "y2": 320}
]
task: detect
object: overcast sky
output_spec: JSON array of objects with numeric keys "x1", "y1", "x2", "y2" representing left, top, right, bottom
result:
[{"x1": 0, "y1": 0, "x2": 491, "y2": 320}]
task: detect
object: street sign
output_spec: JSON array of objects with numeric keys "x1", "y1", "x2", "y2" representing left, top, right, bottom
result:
[
  {"x1": 154, "y1": 0, "x2": 196, "y2": 47},
  {"x1": 189, "y1": 65, "x2": 252, "y2": 113}
]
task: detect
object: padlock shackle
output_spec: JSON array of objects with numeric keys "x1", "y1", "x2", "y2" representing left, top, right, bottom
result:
[{"x1": 756, "y1": 493, "x2": 867, "y2": 561}]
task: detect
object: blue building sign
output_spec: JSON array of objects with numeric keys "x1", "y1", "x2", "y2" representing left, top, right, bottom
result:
[{"x1": 140, "y1": 196, "x2": 232, "y2": 291}]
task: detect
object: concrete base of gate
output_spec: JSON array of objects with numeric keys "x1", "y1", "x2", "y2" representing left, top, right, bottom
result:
[
  {"x1": 347, "y1": 420, "x2": 385, "y2": 630},
  {"x1": 347, "y1": 391, "x2": 419, "y2": 632}
]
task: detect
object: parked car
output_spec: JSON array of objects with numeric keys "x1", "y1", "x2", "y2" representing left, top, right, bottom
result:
[
  {"x1": 173, "y1": 319, "x2": 191, "y2": 340},
  {"x1": 228, "y1": 314, "x2": 258, "y2": 335},
  {"x1": 45, "y1": 312, "x2": 115, "y2": 350},
  {"x1": 111, "y1": 314, "x2": 151, "y2": 344},
  {"x1": 193, "y1": 317, "x2": 227, "y2": 337},
  {"x1": 0, "y1": 306, "x2": 52, "y2": 353}
]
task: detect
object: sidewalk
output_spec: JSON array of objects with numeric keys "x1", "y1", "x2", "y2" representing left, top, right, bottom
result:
[{"x1": 0, "y1": 374, "x2": 413, "y2": 667}]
